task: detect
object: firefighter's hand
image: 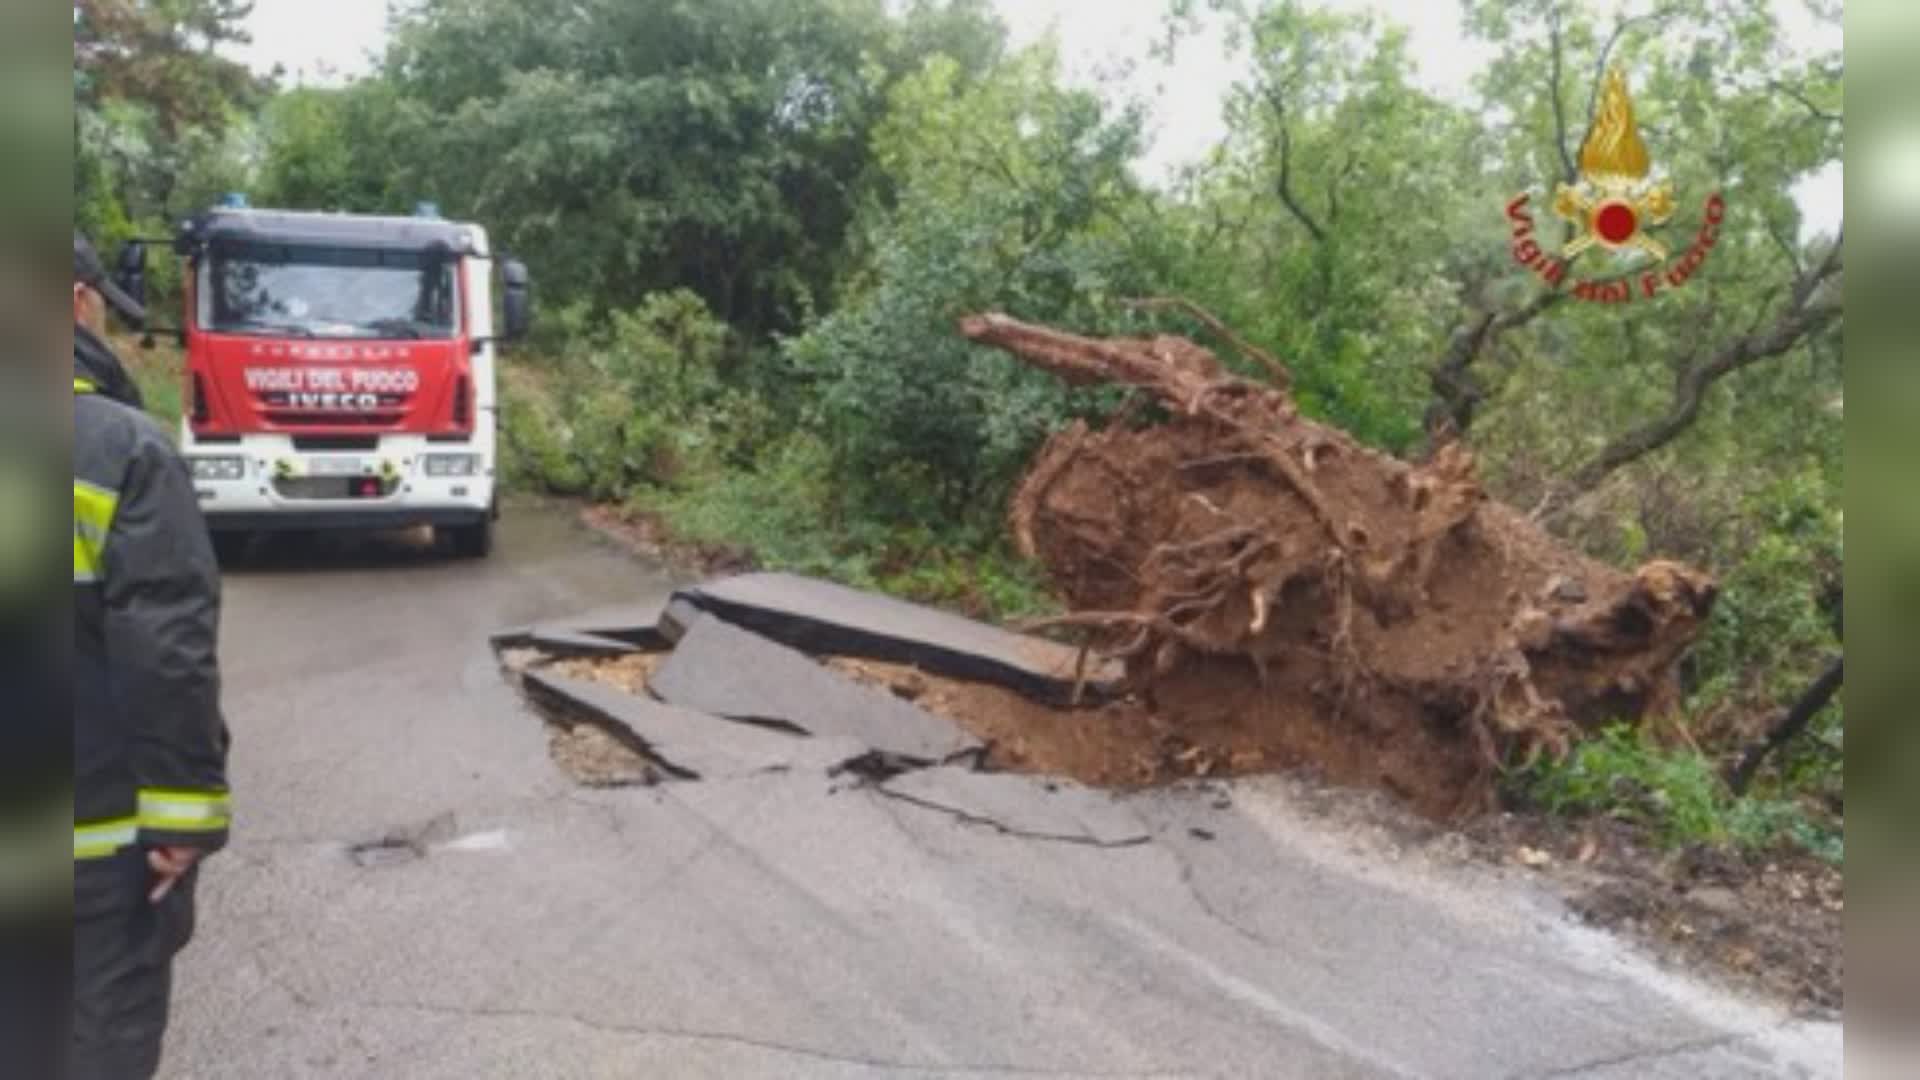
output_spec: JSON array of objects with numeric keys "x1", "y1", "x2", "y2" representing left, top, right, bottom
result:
[{"x1": 147, "y1": 846, "x2": 205, "y2": 903}]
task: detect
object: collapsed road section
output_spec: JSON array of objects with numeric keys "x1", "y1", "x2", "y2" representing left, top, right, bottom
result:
[{"x1": 492, "y1": 572, "x2": 1156, "y2": 847}]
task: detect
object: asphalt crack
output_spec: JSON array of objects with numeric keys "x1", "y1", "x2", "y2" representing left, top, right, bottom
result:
[
  {"x1": 869, "y1": 785, "x2": 1152, "y2": 849},
  {"x1": 355, "y1": 999, "x2": 1199, "y2": 1078},
  {"x1": 1514, "y1": 1026, "x2": 1768, "y2": 1079},
  {"x1": 1166, "y1": 839, "x2": 1284, "y2": 950}
]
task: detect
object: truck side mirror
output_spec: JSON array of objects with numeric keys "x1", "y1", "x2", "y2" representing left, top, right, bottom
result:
[
  {"x1": 114, "y1": 241, "x2": 148, "y2": 310},
  {"x1": 501, "y1": 258, "x2": 532, "y2": 341}
]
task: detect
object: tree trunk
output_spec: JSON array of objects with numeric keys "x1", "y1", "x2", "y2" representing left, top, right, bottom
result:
[{"x1": 1727, "y1": 655, "x2": 1843, "y2": 796}]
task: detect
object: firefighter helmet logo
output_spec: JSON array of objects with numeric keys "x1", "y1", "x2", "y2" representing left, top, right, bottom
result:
[
  {"x1": 1552, "y1": 67, "x2": 1677, "y2": 261},
  {"x1": 1503, "y1": 63, "x2": 1724, "y2": 304}
]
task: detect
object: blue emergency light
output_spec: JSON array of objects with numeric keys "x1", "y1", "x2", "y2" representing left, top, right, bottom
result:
[
  {"x1": 220, "y1": 192, "x2": 249, "y2": 209},
  {"x1": 414, "y1": 201, "x2": 442, "y2": 218}
]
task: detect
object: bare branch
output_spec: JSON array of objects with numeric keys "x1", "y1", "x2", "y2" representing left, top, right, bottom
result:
[
  {"x1": 1556, "y1": 238, "x2": 1843, "y2": 496},
  {"x1": 1125, "y1": 296, "x2": 1293, "y2": 388},
  {"x1": 1583, "y1": 5, "x2": 1687, "y2": 132},
  {"x1": 1262, "y1": 83, "x2": 1329, "y2": 244},
  {"x1": 1546, "y1": 3, "x2": 1578, "y2": 184},
  {"x1": 1327, "y1": 146, "x2": 1362, "y2": 224},
  {"x1": 1767, "y1": 218, "x2": 1806, "y2": 274},
  {"x1": 1769, "y1": 79, "x2": 1842, "y2": 124},
  {"x1": 1424, "y1": 267, "x2": 1639, "y2": 442}
]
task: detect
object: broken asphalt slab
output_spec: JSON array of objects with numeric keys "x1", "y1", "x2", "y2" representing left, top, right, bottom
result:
[
  {"x1": 650, "y1": 613, "x2": 979, "y2": 764},
  {"x1": 656, "y1": 595, "x2": 706, "y2": 644},
  {"x1": 488, "y1": 626, "x2": 642, "y2": 658},
  {"x1": 491, "y1": 598, "x2": 678, "y2": 655},
  {"x1": 522, "y1": 667, "x2": 863, "y2": 780},
  {"x1": 574, "y1": 600, "x2": 676, "y2": 650},
  {"x1": 876, "y1": 767, "x2": 1150, "y2": 847},
  {"x1": 674, "y1": 571, "x2": 1123, "y2": 704}
]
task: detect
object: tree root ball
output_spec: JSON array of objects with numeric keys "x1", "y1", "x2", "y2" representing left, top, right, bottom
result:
[{"x1": 961, "y1": 312, "x2": 1717, "y2": 818}]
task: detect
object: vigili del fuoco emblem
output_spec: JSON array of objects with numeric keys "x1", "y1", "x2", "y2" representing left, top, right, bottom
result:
[{"x1": 1505, "y1": 65, "x2": 1724, "y2": 303}]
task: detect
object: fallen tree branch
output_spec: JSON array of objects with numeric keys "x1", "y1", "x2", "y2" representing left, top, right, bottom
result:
[
  {"x1": 1124, "y1": 296, "x2": 1292, "y2": 388},
  {"x1": 959, "y1": 312, "x2": 1348, "y2": 553}
]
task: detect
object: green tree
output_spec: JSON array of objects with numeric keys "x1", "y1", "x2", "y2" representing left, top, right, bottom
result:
[
  {"x1": 374, "y1": 0, "x2": 1009, "y2": 336},
  {"x1": 788, "y1": 48, "x2": 1156, "y2": 525},
  {"x1": 253, "y1": 82, "x2": 409, "y2": 212},
  {"x1": 1157, "y1": 0, "x2": 1495, "y2": 450},
  {"x1": 74, "y1": 0, "x2": 260, "y2": 136},
  {"x1": 75, "y1": 0, "x2": 262, "y2": 242}
]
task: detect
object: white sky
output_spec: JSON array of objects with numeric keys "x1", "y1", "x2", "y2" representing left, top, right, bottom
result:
[{"x1": 232, "y1": 0, "x2": 1839, "y2": 234}]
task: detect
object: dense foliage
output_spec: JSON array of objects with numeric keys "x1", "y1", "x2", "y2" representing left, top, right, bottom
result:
[{"x1": 78, "y1": 0, "x2": 1842, "y2": 854}]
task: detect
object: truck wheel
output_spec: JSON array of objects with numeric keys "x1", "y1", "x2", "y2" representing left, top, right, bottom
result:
[
  {"x1": 449, "y1": 517, "x2": 493, "y2": 559},
  {"x1": 210, "y1": 531, "x2": 251, "y2": 566}
]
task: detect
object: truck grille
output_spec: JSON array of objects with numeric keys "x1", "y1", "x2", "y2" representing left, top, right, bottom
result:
[
  {"x1": 271, "y1": 476, "x2": 393, "y2": 501},
  {"x1": 264, "y1": 411, "x2": 407, "y2": 428},
  {"x1": 293, "y1": 435, "x2": 380, "y2": 452}
]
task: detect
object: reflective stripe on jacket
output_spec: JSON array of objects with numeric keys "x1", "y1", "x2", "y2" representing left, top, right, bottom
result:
[{"x1": 74, "y1": 342, "x2": 230, "y2": 865}]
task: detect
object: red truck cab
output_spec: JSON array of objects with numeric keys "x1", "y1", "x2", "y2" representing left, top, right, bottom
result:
[{"x1": 158, "y1": 200, "x2": 530, "y2": 558}]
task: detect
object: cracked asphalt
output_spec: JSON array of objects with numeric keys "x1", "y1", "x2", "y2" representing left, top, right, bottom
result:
[{"x1": 161, "y1": 504, "x2": 1841, "y2": 1079}]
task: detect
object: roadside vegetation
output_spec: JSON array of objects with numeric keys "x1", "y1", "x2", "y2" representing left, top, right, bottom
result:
[{"x1": 77, "y1": 0, "x2": 1842, "y2": 861}]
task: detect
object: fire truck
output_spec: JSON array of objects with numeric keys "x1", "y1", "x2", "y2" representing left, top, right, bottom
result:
[{"x1": 119, "y1": 198, "x2": 531, "y2": 559}]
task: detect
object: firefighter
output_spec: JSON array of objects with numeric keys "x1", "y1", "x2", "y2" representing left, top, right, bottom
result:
[{"x1": 73, "y1": 231, "x2": 231, "y2": 1079}]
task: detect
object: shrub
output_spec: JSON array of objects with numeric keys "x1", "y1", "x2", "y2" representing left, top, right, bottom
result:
[
  {"x1": 499, "y1": 290, "x2": 735, "y2": 498},
  {"x1": 1515, "y1": 724, "x2": 1840, "y2": 862}
]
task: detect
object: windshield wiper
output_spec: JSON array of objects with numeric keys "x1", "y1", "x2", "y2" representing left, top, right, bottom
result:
[
  {"x1": 361, "y1": 318, "x2": 427, "y2": 340},
  {"x1": 231, "y1": 320, "x2": 315, "y2": 338}
]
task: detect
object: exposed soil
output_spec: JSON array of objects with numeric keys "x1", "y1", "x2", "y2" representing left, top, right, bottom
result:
[
  {"x1": 960, "y1": 314, "x2": 1718, "y2": 819},
  {"x1": 503, "y1": 651, "x2": 669, "y2": 786},
  {"x1": 548, "y1": 721, "x2": 660, "y2": 787},
  {"x1": 550, "y1": 651, "x2": 666, "y2": 695},
  {"x1": 828, "y1": 656, "x2": 1404, "y2": 795},
  {"x1": 1458, "y1": 806, "x2": 1840, "y2": 1013}
]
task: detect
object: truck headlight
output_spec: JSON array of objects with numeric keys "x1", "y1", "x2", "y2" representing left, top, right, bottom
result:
[
  {"x1": 423, "y1": 453, "x2": 480, "y2": 477},
  {"x1": 190, "y1": 456, "x2": 246, "y2": 482}
]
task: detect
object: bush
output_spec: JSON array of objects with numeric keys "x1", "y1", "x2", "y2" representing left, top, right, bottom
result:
[
  {"x1": 1515, "y1": 725, "x2": 1840, "y2": 862},
  {"x1": 499, "y1": 290, "x2": 736, "y2": 499},
  {"x1": 783, "y1": 50, "x2": 1156, "y2": 532},
  {"x1": 635, "y1": 434, "x2": 1056, "y2": 621}
]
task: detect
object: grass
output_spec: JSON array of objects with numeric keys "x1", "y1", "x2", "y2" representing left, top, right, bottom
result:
[{"x1": 1513, "y1": 724, "x2": 1843, "y2": 864}]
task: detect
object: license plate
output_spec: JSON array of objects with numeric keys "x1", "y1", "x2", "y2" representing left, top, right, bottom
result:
[{"x1": 306, "y1": 457, "x2": 366, "y2": 477}]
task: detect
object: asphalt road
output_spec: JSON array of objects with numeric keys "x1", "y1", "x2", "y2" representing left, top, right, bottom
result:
[{"x1": 162, "y1": 504, "x2": 1840, "y2": 1079}]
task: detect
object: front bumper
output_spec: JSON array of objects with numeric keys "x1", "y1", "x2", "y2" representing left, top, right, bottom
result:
[
  {"x1": 183, "y1": 434, "x2": 494, "y2": 534},
  {"x1": 198, "y1": 507, "x2": 489, "y2": 533}
]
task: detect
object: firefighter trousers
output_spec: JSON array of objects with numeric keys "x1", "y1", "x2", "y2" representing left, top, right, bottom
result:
[{"x1": 72, "y1": 854, "x2": 198, "y2": 1080}]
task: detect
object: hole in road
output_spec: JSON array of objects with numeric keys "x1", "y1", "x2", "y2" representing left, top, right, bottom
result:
[
  {"x1": 348, "y1": 837, "x2": 421, "y2": 868},
  {"x1": 510, "y1": 650, "x2": 679, "y2": 787}
]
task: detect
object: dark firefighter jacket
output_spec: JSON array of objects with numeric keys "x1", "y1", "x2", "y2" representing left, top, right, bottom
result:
[{"x1": 74, "y1": 328, "x2": 230, "y2": 871}]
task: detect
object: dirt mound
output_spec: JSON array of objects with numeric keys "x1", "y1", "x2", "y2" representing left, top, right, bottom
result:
[{"x1": 961, "y1": 313, "x2": 1717, "y2": 817}]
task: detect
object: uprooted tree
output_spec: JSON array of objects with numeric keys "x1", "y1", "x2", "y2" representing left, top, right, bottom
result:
[{"x1": 961, "y1": 312, "x2": 1719, "y2": 817}]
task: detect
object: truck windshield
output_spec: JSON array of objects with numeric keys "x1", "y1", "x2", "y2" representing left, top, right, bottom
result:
[{"x1": 198, "y1": 242, "x2": 459, "y2": 340}]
